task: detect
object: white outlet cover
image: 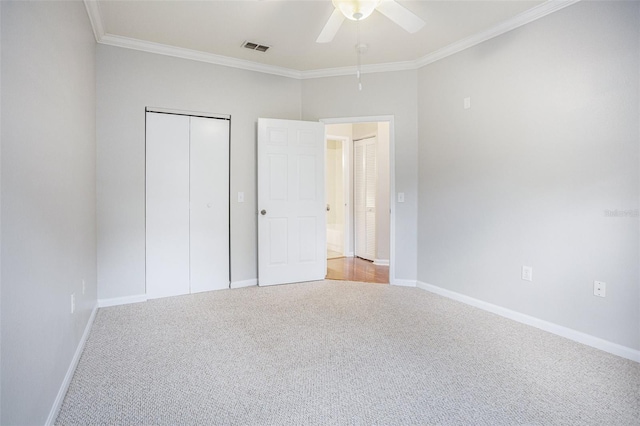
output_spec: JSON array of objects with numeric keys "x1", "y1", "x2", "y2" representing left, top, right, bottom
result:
[
  {"x1": 397, "y1": 192, "x2": 405, "y2": 203},
  {"x1": 594, "y1": 281, "x2": 606, "y2": 297},
  {"x1": 238, "y1": 192, "x2": 244, "y2": 203},
  {"x1": 522, "y1": 265, "x2": 533, "y2": 282}
]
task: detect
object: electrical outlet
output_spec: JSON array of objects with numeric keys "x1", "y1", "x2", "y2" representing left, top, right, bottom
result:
[
  {"x1": 594, "y1": 281, "x2": 606, "y2": 297},
  {"x1": 71, "y1": 293, "x2": 76, "y2": 314},
  {"x1": 238, "y1": 192, "x2": 244, "y2": 203},
  {"x1": 82, "y1": 279, "x2": 86, "y2": 295},
  {"x1": 464, "y1": 97, "x2": 471, "y2": 109},
  {"x1": 522, "y1": 265, "x2": 533, "y2": 282},
  {"x1": 397, "y1": 192, "x2": 405, "y2": 203}
]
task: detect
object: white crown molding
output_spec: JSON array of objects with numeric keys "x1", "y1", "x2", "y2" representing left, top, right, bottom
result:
[
  {"x1": 415, "y1": 0, "x2": 581, "y2": 67},
  {"x1": 99, "y1": 34, "x2": 303, "y2": 79},
  {"x1": 300, "y1": 60, "x2": 417, "y2": 79},
  {"x1": 83, "y1": 0, "x2": 104, "y2": 41},
  {"x1": 83, "y1": 0, "x2": 581, "y2": 79}
]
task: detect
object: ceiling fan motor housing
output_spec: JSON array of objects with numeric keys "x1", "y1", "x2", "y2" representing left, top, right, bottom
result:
[{"x1": 332, "y1": 0, "x2": 381, "y2": 21}]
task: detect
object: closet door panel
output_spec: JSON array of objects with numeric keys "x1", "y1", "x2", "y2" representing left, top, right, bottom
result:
[
  {"x1": 146, "y1": 113, "x2": 191, "y2": 299},
  {"x1": 189, "y1": 117, "x2": 230, "y2": 293},
  {"x1": 354, "y1": 137, "x2": 377, "y2": 261}
]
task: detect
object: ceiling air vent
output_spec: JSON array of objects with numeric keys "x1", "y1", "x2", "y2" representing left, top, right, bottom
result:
[{"x1": 242, "y1": 41, "x2": 270, "y2": 53}]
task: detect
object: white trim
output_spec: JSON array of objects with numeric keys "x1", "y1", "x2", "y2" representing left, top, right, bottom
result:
[
  {"x1": 230, "y1": 279, "x2": 258, "y2": 289},
  {"x1": 321, "y1": 116, "x2": 397, "y2": 287},
  {"x1": 392, "y1": 279, "x2": 417, "y2": 287},
  {"x1": 415, "y1": 0, "x2": 581, "y2": 68},
  {"x1": 417, "y1": 281, "x2": 640, "y2": 363},
  {"x1": 373, "y1": 259, "x2": 389, "y2": 266},
  {"x1": 46, "y1": 304, "x2": 98, "y2": 425},
  {"x1": 322, "y1": 116, "x2": 393, "y2": 126},
  {"x1": 83, "y1": 0, "x2": 104, "y2": 42},
  {"x1": 300, "y1": 60, "x2": 416, "y2": 79},
  {"x1": 98, "y1": 34, "x2": 302, "y2": 80},
  {"x1": 146, "y1": 107, "x2": 230, "y2": 120},
  {"x1": 82, "y1": 0, "x2": 580, "y2": 79},
  {"x1": 98, "y1": 294, "x2": 147, "y2": 308}
]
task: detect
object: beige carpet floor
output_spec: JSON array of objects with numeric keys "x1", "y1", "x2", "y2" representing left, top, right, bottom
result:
[{"x1": 56, "y1": 280, "x2": 639, "y2": 425}]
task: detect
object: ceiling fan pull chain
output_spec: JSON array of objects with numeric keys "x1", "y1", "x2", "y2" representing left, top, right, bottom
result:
[{"x1": 356, "y1": 19, "x2": 363, "y2": 91}]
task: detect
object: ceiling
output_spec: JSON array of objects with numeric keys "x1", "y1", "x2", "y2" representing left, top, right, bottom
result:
[{"x1": 90, "y1": 1, "x2": 564, "y2": 76}]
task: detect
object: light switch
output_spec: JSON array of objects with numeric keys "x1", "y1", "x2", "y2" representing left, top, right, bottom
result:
[
  {"x1": 238, "y1": 192, "x2": 244, "y2": 203},
  {"x1": 397, "y1": 192, "x2": 405, "y2": 203}
]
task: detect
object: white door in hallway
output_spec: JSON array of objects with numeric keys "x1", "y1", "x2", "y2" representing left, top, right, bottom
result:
[
  {"x1": 146, "y1": 111, "x2": 230, "y2": 299},
  {"x1": 257, "y1": 118, "x2": 326, "y2": 286},
  {"x1": 354, "y1": 137, "x2": 377, "y2": 261}
]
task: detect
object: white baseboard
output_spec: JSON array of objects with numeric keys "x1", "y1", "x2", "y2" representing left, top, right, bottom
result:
[
  {"x1": 46, "y1": 303, "x2": 98, "y2": 425},
  {"x1": 98, "y1": 294, "x2": 147, "y2": 308},
  {"x1": 373, "y1": 259, "x2": 389, "y2": 266},
  {"x1": 346, "y1": 252, "x2": 354, "y2": 258},
  {"x1": 231, "y1": 278, "x2": 258, "y2": 289},
  {"x1": 417, "y1": 281, "x2": 640, "y2": 363},
  {"x1": 392, "y1": 278, "x2": 417, "y2": 287}
]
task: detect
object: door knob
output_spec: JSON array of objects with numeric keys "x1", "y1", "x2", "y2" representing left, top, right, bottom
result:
[{"x1": 260, "y1": 209, "x2": 267, "y2": 215}]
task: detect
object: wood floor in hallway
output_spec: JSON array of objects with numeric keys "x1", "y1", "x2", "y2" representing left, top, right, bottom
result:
[{"x1": 326, "y1": 256, "x2": 389, "y2": 284}]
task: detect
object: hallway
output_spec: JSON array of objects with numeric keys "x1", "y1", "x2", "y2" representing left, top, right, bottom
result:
[{"x1": 326, "y1": 257, "x2": 389, "y2": 284}]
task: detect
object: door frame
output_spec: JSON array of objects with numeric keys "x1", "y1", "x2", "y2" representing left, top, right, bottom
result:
[
  {"x1": 325, "y1": 134, "x2": 351, "y2": 257},
  {"x1": 321, "y1": 116, "x2": 397, "y2": 285}
]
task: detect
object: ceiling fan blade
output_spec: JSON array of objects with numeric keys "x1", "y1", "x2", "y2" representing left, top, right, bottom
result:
[
  {"x1": 376, "y1": 0, "x2": 425, "y2": 34},
  {"x1": 316, "y1": 8, "x2": 345, "y2": 43}
]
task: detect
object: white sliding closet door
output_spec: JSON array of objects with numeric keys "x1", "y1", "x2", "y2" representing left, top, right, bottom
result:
[
  {"x1": 146, "y1": 113, "x2": 191, "y2": 298},
  {"x1": 354, "y1": 137, "x2": 377, "y2": 261},
  {"x1": 190, "y1": 117, "x2": 229, "y2": 293},
  {"x1": 146, "y1": 111, "x2": 230, "y2": 299}
]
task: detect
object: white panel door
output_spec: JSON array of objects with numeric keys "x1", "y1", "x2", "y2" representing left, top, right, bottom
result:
[
  {"x1": 354, "y1": 137, "x2": 377, "y2": 261},
  {"x1": 258, "y1": 118, "x2": 326, "y2": 286},
  {"x1": 189, "y1": 116, "x2": 230, "y2": 293},
  {"x1": 146, "y1": 112, "x2": 191, "y2": 299}
]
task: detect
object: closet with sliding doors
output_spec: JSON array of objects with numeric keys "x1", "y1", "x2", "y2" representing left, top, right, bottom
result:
[{"x1": 145, "y1": 108, "x2": 230, "y2": 299}]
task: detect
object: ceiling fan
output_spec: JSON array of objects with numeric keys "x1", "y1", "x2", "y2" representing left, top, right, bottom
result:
[{"x1": 316, "y1": 0, "x2": 426, "y2": 43}]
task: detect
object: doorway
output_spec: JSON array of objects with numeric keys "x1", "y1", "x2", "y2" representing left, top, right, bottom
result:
[{"x1": 323, "y1": 120, "x2": 391, "y2": 284}]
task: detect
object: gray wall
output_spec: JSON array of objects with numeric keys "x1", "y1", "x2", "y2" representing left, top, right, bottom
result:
[
  {"x1": 0, "y1": 1, "x2": 97, "y2": 423},
  {"x1": 302, "y1": 71, "x2": 419, "y2": 282},
  {"x1": 417, "y1": 1, "x2": 640, "y2": 350},
  {"x1": 97, "y1": 45, "x2": 302, "y2": 300}
]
